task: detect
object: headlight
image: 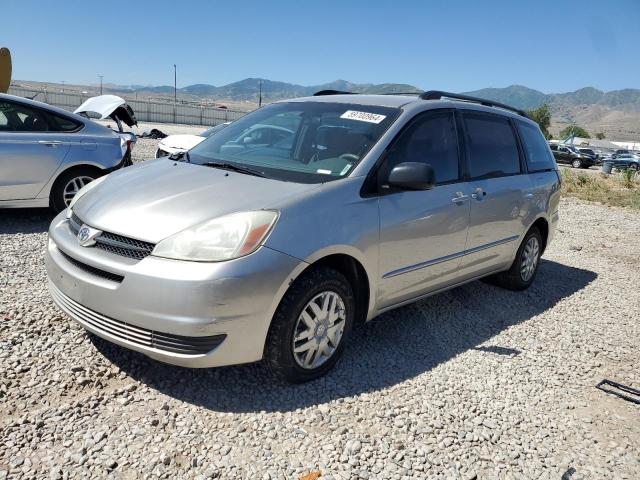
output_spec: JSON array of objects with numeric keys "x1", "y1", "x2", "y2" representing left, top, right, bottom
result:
[
  {"x1": 66, "y1": 174, "x2": 108, "y2": 218},
  {"x1": 152, "y1": 210, "x2": 279, "y2": 262}
]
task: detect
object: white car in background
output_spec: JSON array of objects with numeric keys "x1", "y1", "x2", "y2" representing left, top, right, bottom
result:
[{"x1": 156, "y1": 122, "x2": 230, "y2": 158}]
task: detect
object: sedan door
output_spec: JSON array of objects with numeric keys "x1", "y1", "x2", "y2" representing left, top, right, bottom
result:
[
  {"x1": 377, "y1": 110, "x2": 470, "y2": 309},
  {"x1": 0, "y1": 100, "x2": 71, "y2": 200},
  {"x1": 457, "y1": 111, "x2": 530, "y2": 278}
]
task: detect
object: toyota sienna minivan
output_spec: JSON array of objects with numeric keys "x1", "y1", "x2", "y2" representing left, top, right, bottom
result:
[{"x1": 46, "y1": 91, "x2": 560, "y2": 382}]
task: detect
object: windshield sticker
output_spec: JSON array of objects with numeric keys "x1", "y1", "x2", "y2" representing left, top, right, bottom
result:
[
  {"x1": 340, "y1": 164, "x2": 352, "y2": 176},
  {"x1": 316, "y1": 169, "x2": 332, "y2": 175},
  {"x1": 340, "y1": 110, "x2": 386, "y2": 124}
]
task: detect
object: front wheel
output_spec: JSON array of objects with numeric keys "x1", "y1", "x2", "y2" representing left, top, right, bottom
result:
[
  {"x1": 572, "y1": 159, "x2": 583, "y2": 168},
  {"x1": 488, "y1": 227, "x2": 542, "y2": 291},
  {"x1": 264, "y1": 266, "x2": 355, "y2": 383}
]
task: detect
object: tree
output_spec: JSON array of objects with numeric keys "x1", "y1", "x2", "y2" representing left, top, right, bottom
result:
[
  {"x1": 596, "y1": 132, "x2": 606, "y2": 140},
  {"x1": 527, "y1": 104, "x2": 552, "y2": 139},
  {"x1": 559, "y1": 125, "x2": 590, "y2": 139}
]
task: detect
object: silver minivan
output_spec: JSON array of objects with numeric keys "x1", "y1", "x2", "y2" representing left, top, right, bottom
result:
[{"x1": 46, "y1": 91, "x2": 560, "y2": 382}]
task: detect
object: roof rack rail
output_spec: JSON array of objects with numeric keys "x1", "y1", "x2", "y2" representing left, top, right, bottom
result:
[
  {"x1": 313, "y1": 90, "x2": 355, "y2": 96},
  {"x1": 420, "y1": 90, "x2": 529, "y2": 118},
  {"x1": 380, "y1": 92, "x2": 422, "y2": 96}
]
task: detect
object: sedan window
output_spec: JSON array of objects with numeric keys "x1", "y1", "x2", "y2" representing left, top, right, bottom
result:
[{"x1": 0, "y1": 101, "x2": 48, "y2": 132}]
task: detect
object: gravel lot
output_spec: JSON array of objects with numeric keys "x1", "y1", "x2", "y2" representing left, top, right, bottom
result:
[{"x1": 1, "y1": 128, "x2": 639, "y2": 479}]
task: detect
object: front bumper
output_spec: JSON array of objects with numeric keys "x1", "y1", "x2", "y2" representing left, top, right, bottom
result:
[{"x1": 46, "y1": 212, "x2": 305, "y2": 368}]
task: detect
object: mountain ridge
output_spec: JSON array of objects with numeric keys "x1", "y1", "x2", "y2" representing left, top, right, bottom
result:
[{"x1": 119, "y1": 79, "x2": 640, "y2": 111}]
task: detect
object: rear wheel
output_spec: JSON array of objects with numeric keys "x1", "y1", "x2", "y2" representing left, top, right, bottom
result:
[
  {"x1": 50, "y1": 167, "x2": 101, "y2": 213},
  {"x1": 488, "y1": 227, "x2": 542, "y2": 291},
  {"x1": 264, "y1": 266, "x2": 355, "y2": 383},
  {"x1": 572, "y1": 159, "x2": 582, "y2": 168}
]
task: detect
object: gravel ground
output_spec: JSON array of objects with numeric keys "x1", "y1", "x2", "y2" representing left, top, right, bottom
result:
[{"x1": 1, "y1": 133, "x2": 639, "y2": 479}]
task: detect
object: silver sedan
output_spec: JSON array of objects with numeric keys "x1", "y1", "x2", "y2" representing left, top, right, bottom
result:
[{"x1": 0, "y1": 93, "x2": 131, "y2": 212}]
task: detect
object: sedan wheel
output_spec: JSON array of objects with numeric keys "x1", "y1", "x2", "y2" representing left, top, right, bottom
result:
[
  {"x1": 62, "y1": 176, "x2": 94, "y2": 207},
  {"x1": 292, "y1": 291, "x2": 346, "y2": 370}
]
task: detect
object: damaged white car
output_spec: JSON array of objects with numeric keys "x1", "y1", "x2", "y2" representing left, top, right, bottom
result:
[
  {"x1": 155, "y1": 122, "x2": 230, "y2": 158},
  {"x1": 75, "y1": 95, "x2": 137, "y2": 161}
]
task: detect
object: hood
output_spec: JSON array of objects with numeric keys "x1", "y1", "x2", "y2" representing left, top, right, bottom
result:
[
  {"x1": 159, "y1": 134, "x2": 206, "y2": 152},
  {"x1": 74, "y1": 159, "x2": 319, "y2": 243},
  {"x1": 74, "y1": 95, "x2": 137, "y2": 127}
]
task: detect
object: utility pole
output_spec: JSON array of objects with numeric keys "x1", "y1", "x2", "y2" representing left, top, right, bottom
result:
[
  {"x1": 98, "y1": 75, "x2": 103, "y2": 95},
  {"x1": 258, "y1": 79, "x2": 262, "y2": 107},
  {"x1": 173, "y1": 64, "x2": 177, "y2": 123},
  {"x1": 61, "y1": 80, "x2": 65, "y2": 92}
]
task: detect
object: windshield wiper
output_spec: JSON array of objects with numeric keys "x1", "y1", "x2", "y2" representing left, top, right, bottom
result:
[
  {"x1": 201, "y1": 161, "x2": 266, "y2": 178},
  {"x1": 169, "y1": 151, "x2": 191, "y2": 163}
]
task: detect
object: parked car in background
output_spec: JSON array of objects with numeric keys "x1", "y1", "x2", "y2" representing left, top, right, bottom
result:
[
  {"x1": 47, "y1": 91, "x2": 560, "y2": 382},
  {"x1": 612, "y1": 149, "x2": 630, "y2": 159},
  {"x1": 156, "y1": 122, "x2": 230, "y2": 158},
  {"x1": 549, "y1": 144, "x2": 595, "y2": 168},
  {"x1": 577, "y1": 147, "x2": 596, "y2": 160},
  {"x1": 609, "y1": 153, "x2": 640, "y2": 170},
  {"x1": 0, "y1": 93, "x2": 132, "y2": 212}
]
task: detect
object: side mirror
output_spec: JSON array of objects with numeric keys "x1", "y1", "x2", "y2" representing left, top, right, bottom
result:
[{"x1": 387, "y1": 162, "x2": 435, "y2": 191}]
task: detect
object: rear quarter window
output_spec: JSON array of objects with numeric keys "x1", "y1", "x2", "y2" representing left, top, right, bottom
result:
[
  {"x1": 516, "y1": 121, "x2": 556, "y2": 171},
  {"x1": 46, "y1": 112, "x2": 83, "y2": 132}
]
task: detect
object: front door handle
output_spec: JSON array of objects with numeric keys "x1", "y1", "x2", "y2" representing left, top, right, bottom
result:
[{"x1": 451, "y1": 192, "x2": 469, "y2": 204}]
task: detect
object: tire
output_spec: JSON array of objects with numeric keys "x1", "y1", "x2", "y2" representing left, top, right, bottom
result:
[
  {"x1": 629, "y1": 163, "x2": 639, "y2": 171},
  {"x1": 488, "y1": 227, "x2": 542, "y2": 291},
  {"x1": 50, "y1": 167, "x2": 101, "y2": 213},
  {"x1": 264, "y1": 266, "x2": 355, "y2": 383},
  {"x1": 571, "y1": 159, "x2": 582, "y2": 168}
]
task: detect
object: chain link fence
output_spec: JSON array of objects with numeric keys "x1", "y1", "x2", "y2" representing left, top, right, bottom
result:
[{"x1": 7, "y1": 86, "x2": 247, "y2": 127}]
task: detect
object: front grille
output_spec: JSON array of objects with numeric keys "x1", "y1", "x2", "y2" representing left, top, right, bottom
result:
[
  {"x1": 68, "y1": 214, "x2": 156, "y2": 260},
  {"x1": 59, "y1": 250, "x2": 124, "y2": 283},
  {"x1": 94, "y1": 232, "x2": 155, "y2": 260},
  {"x1": 49, "y1": 281, "x2": 226, "y2": 355}
]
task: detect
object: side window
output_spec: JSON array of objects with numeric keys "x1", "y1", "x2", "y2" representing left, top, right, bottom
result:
[
  {"x1": 516, "y1": 121, "x2": 555, "y2": 171},
  {"x1": 46, "y1": 112, "x2": 82, "y2": 132},
  {"x1": 463, "y1": 113, "x2": 521, "y2": 178},
  {"x1": 0, "y1": 101, "x2": 49, "y2": 132},
  {"x1": 385, "y1": 111, "x2": 460, "y2": 184},
  {"x1": 549, "y1": 145, "x2": 558, "y2": 151}
]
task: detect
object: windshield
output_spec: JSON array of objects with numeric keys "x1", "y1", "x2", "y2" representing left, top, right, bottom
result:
[
  {"x1": 189, "y1": 102, "x2": 400, "y2": 183},
  {"x1": 199, "y1": 123, "x2": 229, "y2": 138}
]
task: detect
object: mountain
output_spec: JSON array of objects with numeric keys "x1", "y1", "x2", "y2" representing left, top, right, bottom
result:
[{"x1": 462, "y1": 85, "x2": 640, "y2": 112}]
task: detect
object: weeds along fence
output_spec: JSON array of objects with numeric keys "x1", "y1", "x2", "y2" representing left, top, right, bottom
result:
[{"x1": 7, "y1": 86, "x2": 248, "y2": 127}]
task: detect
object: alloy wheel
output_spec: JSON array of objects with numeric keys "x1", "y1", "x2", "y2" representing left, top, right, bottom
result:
[
  {"x1": 62, "y1": 176, "x2": 94, "y2": 206},
  {"x1": 520, "y1": 236, "x2": 540, "y2": 282},
  {"x1": 292, "y1": 291, "x2": 346, "y2": 369}
]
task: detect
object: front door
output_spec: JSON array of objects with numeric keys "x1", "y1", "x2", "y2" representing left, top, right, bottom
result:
[{"x1": 377, "y1": 110, "x2": 470, "y2": 309}]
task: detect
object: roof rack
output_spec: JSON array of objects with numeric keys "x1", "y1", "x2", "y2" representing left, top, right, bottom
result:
[
  {"x1": 420, "y1": 90, "x2": 529, "y2": 118},
  {"x1": 380, "y1": 92, "x2": 422, "y2": 96},
  {"x1": 313, "y1": 90, "x2": 355, "y2": 96}
]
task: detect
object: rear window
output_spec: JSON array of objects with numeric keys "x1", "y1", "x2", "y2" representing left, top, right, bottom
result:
[
  {"x1": 516, "y1": 121, "x2": 556, "y2": 171},
  {"x1": 46, "y1": 112, "x2": 82, "y2": 132},
  {"x1": 463, "y1": 112, "x2": 521, "y2": 178}
]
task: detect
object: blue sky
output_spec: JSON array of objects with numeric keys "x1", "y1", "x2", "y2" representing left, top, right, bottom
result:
[{"x1": 3, "y1": 0, "x2": 639, "y2": 93}]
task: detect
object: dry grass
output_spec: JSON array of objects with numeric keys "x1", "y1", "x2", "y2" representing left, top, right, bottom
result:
[{"x1": 561, "y1": 168, "x2": 640, "y2": 209}]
